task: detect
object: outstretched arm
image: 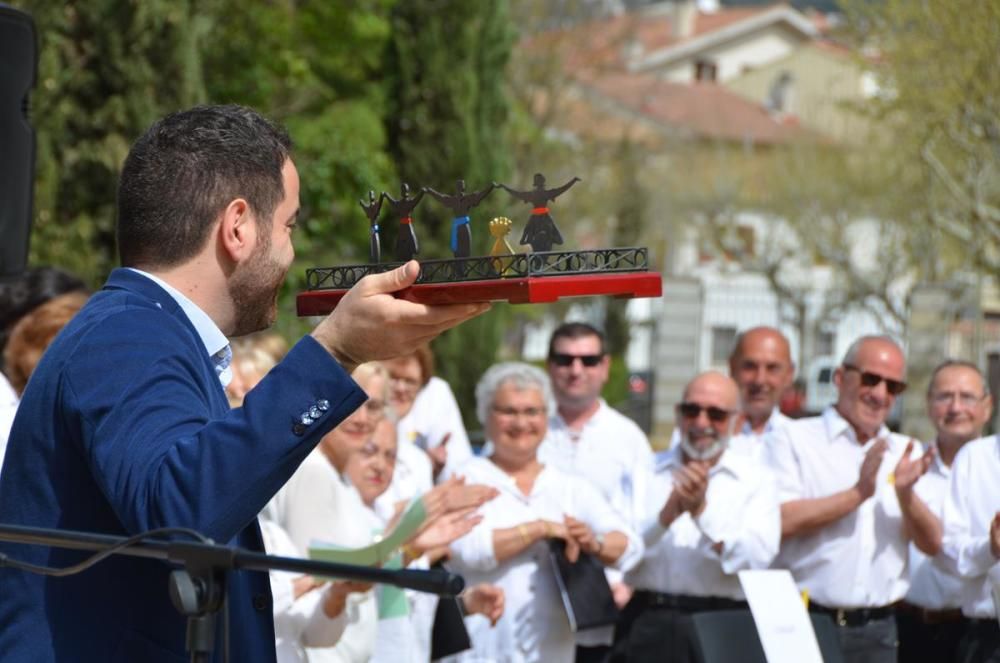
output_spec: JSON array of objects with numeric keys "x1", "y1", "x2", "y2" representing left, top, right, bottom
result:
[
  {"x1": 423, "y1": 187, "x2": 449, "y2": 204},
  {"x1": 469, "y1": 183, "x2": 496, "y2": 207},
  {"x1": 497, "y1": 183, "x2": 532, "y2": 203},
  {"x1": 547, "y1": 176, "x2": 581, "y2": 199},
  {"x1": 381, "y1": 192, "x2": 400, "y2": 206}
]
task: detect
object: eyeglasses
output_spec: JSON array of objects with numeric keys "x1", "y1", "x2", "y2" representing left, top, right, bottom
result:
[
  {"x1": 930, "y1": 391, "x2": 988, "y2": 408},
  {"x1": 677, "y1": 402, "x2": 733, "y2": 423},
  {"x1": 842, "y1": 364, "x2": 907, "y2": 395},
  {"x1": 549, "y1": 353, "x2": 604, "y2": 367},
  {"x1": 492, "y1": 405, "x2": 546, "y2": 419}
]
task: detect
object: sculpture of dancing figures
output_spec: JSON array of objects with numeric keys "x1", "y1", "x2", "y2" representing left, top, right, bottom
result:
[
  {"x1": 498, "y1": 173, "x2": 581, "y2": 253},
  {"x1": 423, "y1": 180, "x2": 495, "y2": 259},
  {"x1": 382, "y1": 183, "x2": 425, "y2": 262},
  {"x1": 359, "y1": 190, "x2": 385, "y2": 263}
]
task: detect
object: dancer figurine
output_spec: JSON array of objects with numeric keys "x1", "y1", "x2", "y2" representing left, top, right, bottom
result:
[
  {"x1": 382, "y1": 183, "x2": 425, "y2": 262},
  {"x1": 359, "y1": 190, "x2": 385, "y2": 263},
  {"x1": 498, "y1": 173, "x2": 580, "y2": 252},
  {"x1": 423, "y1": 180, "x2": 495, "y2": 259}
]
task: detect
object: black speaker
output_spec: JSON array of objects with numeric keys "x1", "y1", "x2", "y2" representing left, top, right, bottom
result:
[{"x1": 0, "y1": 4, "x2": 37, "y2": 280}]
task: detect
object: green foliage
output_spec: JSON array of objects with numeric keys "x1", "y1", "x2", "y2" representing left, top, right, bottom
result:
[
  {"x1": 384, "y1": 0, "x2": 516, "y2": 424},
  {"x1": 15, "y1": 0, "x2": 209, "y2": 287}
]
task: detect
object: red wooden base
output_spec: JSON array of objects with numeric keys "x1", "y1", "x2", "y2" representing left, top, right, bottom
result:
[{"x1": 296, "y1": 272, "x2": 662, "y2": 316}]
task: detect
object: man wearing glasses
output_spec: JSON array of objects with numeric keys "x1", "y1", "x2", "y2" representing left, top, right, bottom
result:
[
  {"x1": 538, "y1": 322, "x2": 653, "y2": 663},
  {"x1": 613, "y1": 371, "x2": 779, "y2": 663},
  {"x1": 895, "y1": 360, "x2": 993, "y2": 662},
  {"x1": 767, "y1": 335, "x2": 929, "y2": 663}
]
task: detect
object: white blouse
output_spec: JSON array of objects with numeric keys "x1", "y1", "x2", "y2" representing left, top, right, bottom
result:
[{"x1": 446, "y1": 457, "x2": 642, "y2": 663}]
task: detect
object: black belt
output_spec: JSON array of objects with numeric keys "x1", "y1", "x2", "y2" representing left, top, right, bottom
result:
[
  {"x1": 810, "y1": 602, "x2": 897, "y2": 627},
  {"x1": 633, "y1": 590, "x2": 748, "y2": 613},
  {"x1": 895, "y1": 601, "x2": 965, "y2": 625}
]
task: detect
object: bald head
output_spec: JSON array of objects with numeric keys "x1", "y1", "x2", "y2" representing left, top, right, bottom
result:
[
  {"x1": 834, "y1": 335, "x2": 906, "y2": 442},
  {"x1": 677, "y1": 372, "x2": 739, "y2": 461},
  {"x1": 728, "y1": 326, "x2": 794, "y2": 430}
]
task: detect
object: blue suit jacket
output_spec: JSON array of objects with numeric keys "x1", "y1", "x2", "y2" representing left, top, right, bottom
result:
[{"x1": 0, "y1": 269, "x2": 366, "y2": 662}]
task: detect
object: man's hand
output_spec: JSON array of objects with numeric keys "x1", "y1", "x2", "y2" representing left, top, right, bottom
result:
[
  {"x1": 659, "y1": 489, "x2": 684, "y2": 528},
  {"x1": 611, "y1": 582, "x2": 634, "y2": 610},
  {"x1": 462, "y1": 583, "x2": 505, "y2": 626},
  {"x1": 991, "y1": 512, "x2": 1000, "y2": 560},
  {"x1": 855, "y1": 437, "x2": 888, "y2": 500},
  {"x1": 564, "y1": 514, "x2": 600, "y2": 556},
  {"x1": 674, "y1": 461, "x2": 709, "y2": 517},
  {"x1": 893, "y1": 439, "x2": 934, "y2": 498},
  {"x1": 311, "y1": 261, "x2": 490, "y2": 371}
]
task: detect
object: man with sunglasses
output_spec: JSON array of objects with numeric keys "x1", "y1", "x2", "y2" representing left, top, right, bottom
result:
[
  {"x1": 667, "y1": 326, "x2": 794, "y2": 462},
  {"x1": 612, "y1": 371, "x2": 780, "y2": 663},
  {"x1": 767, "y1": 335, "x2": 930, "y2": 663},
  {"x1": 538, "y1": 322, "x2": 653, "y2": 663},
  {"x1": 894, "y1": 360, "x2": 993, "y2": 663}
]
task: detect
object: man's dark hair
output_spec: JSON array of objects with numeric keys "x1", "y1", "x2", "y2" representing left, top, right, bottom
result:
[
  {"x1": 0, "y1": 267, "x2": 88, "y2": 351},
  {"x1": 547, "y1": 322, "x2": 606, "y2": 358},
  {"x1": 116, "y1": 104, "x2": 293, "y2": 268}
]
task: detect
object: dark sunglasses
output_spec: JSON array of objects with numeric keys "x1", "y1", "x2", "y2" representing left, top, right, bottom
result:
[
  {"x1": 842, "y1": 364, "x2": 907, "y2": 395},
  {"x1": 549, "y1": 353, "x2": 604, "y2": 367},
  {"x1": 677, "y1": 402, "x2": 733, "y2": 423}
]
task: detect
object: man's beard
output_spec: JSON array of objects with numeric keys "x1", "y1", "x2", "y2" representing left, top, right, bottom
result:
[
  {"x1": 228, "y1": 240, "x2": 288, "y2": 337},
  {"x1": 680, "y1": 425, "x2": 730, "y2": 461}
]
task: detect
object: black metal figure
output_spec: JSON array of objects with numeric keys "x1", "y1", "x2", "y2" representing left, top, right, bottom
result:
[
  {"x1": 423, "y1": 180, "x2": 495, "y2": 259},
  {"x1": 382, "y1": 183, "x2": 425, "y2": 262},
  {"x1": 498, "y1": 173, "x2": 580, "y2": 252},
  {"x1": 359, "y1": 190, "x2": 385, "y2": 263}
]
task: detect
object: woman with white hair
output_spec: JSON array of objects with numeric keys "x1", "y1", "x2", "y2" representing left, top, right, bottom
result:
[{"x1": 446, "y1": 362, "x2": 642, "y2": 662}]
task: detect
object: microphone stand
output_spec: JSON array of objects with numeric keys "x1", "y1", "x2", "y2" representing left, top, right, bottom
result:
[{"x1": 0, "y1": 523, "x2": 465, "y2": 663}]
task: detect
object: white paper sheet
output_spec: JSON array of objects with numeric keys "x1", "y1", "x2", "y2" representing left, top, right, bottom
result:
[{"x1": 738, "y1": 569, "x2": 824, "y2": 663}]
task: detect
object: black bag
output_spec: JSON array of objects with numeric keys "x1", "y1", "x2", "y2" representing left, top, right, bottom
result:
[{"x1": 548, "y1": 539, "x2": 620, "y2": 632}]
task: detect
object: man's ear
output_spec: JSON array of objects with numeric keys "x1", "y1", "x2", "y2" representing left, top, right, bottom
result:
[{"x1": 217, "y1": 198, "x2": 256, "y2": 263}]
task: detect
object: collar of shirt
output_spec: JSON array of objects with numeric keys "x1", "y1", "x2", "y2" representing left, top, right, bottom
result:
[
  {"x1": 653, "y1": 445, "x2": 740, "y2": 480},
  {"x1": 550, "y1": 398, "x2": 608, "y2": 434},
  {"x1": 740, "y1": 407, "x2": 787, "y2": 436},
  {"x1": 482, "y1": 457, "x2": 556, "y2": 503},
  {"x1": 821, "y1": 405, "x2": 889, "y2": 448},
  {"x1": 127, "y1": 268, "x2": 232, "y2": 387}
]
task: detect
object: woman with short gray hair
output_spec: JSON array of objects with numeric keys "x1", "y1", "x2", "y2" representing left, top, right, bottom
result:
[{"x1": 447, "y1": 362, "x2": 641, "y2": 662}]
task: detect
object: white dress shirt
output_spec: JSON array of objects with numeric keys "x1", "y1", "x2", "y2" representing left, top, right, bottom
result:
[
  {"x1": 941, "y1": 435, "x2": 1000, "y2": 618},
  {"x1": 766, "y1": 406, "x2": 916, "y2": 609},
  {"x1": 538, "y1": 399, "x2": 653, "y2": 647},
  {"x1": 268, "y1": 451, "x2": 378, "y2": 663},
  {"x1": 669, "y1": 407, "x2": 790, "y2": 464},
  {"x1": 397, "y1": 376, "x2": 473, "y2": 479},
  {"x1": 259, "y1": 517, "x2": 350, "y2": 663},
  {"x1": 0, "y1": 373, "x2": 18, "y2": 472},
  {"x1": 906, "y1": 446, "x2": 965, "y2": 610},
  {"x1": 446, "y1": 456, "x2": 642, "y2": 663},
  {"x1": 626, "y1": 447, "x2": 780, "y2": 599}
]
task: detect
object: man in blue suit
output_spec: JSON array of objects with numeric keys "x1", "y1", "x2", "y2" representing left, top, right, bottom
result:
[{"x1": 0, "y1": 105, "x2": 488, "y2": 662}]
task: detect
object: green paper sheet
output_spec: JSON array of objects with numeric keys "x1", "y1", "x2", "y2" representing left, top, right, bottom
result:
[{"x1": 308, "y1": 497, "x2": 428, "y2": 573}]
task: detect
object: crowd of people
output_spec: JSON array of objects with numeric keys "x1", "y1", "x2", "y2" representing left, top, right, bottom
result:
[{"x1": 0, "y1": 104, "x2": 998, "y2": 663}]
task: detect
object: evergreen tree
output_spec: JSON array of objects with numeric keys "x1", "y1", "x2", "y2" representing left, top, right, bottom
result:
[
  {"x1": 384, "y1": 0, "x2": 516, "y2": 428},
  {"x1": 14, "y1": 0, "x2": 208, "y2": 286}
]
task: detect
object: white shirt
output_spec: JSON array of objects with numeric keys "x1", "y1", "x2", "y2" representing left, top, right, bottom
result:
[
  {"x1": 0, "y1": 373, "x2": 18, "y2": 472},
  {"x1": 538, "y1": 399, "x2": 653, "y2": 647},
  {"x1": 669, "y1": 407, "x2": 790, "y2": 464},
  {"x1": 906, "y1": 446, "x2": 965, "y2": 610},
  {"x1": 766, "y1": 406, "x2": 915, "y2": 609},
  {"x1": 259, "y1": 517, "x2": 349, "y2": 663},
  {"x1": 941, "y1": 435, "x2": 1000, "y2": 618},
  {"x1": 397, "y1": 376, "x2": 473, "y2": 479},
  {"x1": 446, "y1": 457, "x2": 642, "y2": 663},
  {"x1": 626, "y1": 447, "x2": 780, "y2": 599},
  {"x1": 268, "y1": 451, "x2": 378, "y2": 663}
]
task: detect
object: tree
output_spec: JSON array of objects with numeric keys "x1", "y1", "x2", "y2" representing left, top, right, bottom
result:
[
  {"x1": 844, "y1": 0, "x2": 1000, "y2": 270},
  {"x1": 384, "y1": 0, "x2": 516, "y2": 425},
  {"x1": 14, "y1": 0, "x2": 209, "y2": 287}
]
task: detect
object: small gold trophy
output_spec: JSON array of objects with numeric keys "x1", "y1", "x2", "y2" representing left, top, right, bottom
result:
[{"x1": 489, "y1": 217, "x2": 516, "y2": 276}]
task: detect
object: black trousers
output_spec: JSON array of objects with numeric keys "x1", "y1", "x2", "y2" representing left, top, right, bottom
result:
[
  {"x1": 958, "y1": 620, "x2": 1000, "y2": 663},
  {"x1": 896, "y1": 609, "x2": 966, "y2": 663},
  {"x1": 576, "y1": 644, "x2": 611, "y2": 663}
]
